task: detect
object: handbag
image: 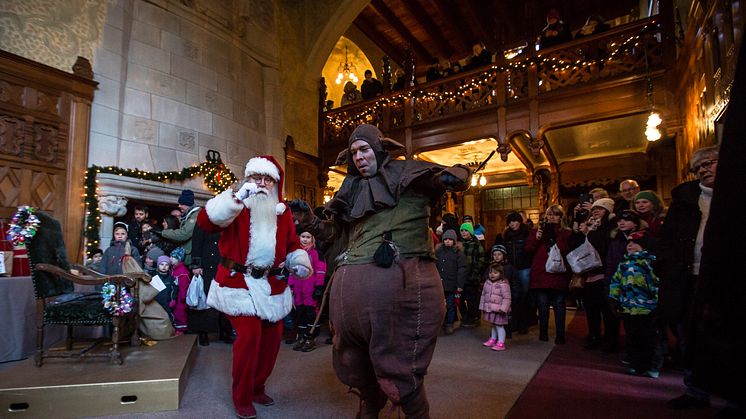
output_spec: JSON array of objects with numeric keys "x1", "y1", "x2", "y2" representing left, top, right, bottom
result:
[
  {"x1": 566, "y1": 237, "x2": 603, "y2": 274},
  {"x1": 373, "y1": 231, "x2": 397, "y2": 268},
  {"x1": 186, "y1": 274, "x2": 209, "y2": 310},
  {"x1": 545, "y1": 243, "x2": 566, "y2": 273}
]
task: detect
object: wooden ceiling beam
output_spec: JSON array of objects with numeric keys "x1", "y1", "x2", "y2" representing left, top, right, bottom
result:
[
  {"x1": 369, "y1": 0, "x2": 432, "y2": 64},
  {"x1": 353, "y1": 16, "x2": 406, "y2": 67},
  {"x1": 401, "y1": 0, "x2": 454, "y2": 60},
  {"x1": 459, "y1": 0, "x2": 497, "y2": 52},
  {"x1": 430, "y1": 0, "x2": 477, "y2": 54}
]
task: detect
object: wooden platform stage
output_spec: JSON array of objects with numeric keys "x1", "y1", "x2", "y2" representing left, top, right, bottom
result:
[{"x1": 0, "y1": 335, "x2": 196, "y2": 418}]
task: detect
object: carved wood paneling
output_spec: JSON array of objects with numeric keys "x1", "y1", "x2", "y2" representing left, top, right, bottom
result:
[
  {"x1": 0, "y1": 50, "x2": 96, "y2": 263},
  {"x1": 0, "y1": 166, "x2": 21, "y2": 207},
  {"x1": 0, "y1": 115, "x2": 25, "y2": 156}
]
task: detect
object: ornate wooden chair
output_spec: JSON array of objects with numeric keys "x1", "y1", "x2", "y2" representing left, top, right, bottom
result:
[{"x1": 26, "y1": 211, "x2": 147, "y2": 366}]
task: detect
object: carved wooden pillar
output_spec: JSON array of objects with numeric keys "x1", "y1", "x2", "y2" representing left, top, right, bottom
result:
[{"x1": 382, "y1": 56, "x2": 391, "y2": 94}]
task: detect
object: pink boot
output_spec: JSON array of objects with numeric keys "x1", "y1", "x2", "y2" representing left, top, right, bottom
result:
[
  {"x1": 483, "y1": 338, "x2": 497, "y2": 347},
  {"x1": 491, "y1": 342, "x2": 506, "y2": 351}
]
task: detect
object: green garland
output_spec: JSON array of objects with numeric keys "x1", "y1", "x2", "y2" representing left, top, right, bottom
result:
[{"x1": 84, "y1": 154, "x2": 236, "y2": 257}]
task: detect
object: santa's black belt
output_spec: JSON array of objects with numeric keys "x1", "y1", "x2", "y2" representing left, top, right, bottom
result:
[{"x1": 220, "y1": 257, "x2": 284, "y2": 279}]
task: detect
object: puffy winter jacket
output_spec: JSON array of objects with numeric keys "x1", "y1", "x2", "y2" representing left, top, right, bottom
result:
[
  {"x1": 435, "y1": 243, "x2": 467, "y2": 292},
  {"x1": 479, "y1": 279, "x2": 511, "y2": 313}
]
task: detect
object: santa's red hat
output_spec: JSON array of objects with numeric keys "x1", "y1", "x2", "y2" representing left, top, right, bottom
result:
[{"x1": 244, "y1": 155, "x2": 285, "y2": 200}]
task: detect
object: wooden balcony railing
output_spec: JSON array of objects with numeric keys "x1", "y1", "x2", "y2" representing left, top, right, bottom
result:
[{"x1": 321, "y1": 16, "x2": 668, "y2": 157}]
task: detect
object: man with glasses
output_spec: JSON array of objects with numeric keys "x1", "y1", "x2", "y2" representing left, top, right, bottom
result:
[
  {"x1": 613, "y1": 179, "x2": 640, "y2": 216},
  {"x1": 197, "y1": 155, "x2": 312, "y2": 419},
  {"x1": 658, "y1": 145, "x2": 718, "y2": 410}
]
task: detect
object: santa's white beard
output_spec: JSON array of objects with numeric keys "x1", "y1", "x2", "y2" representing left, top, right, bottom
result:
[{"x1": 244, "y1": 187, "x2": 278, "y2": 268}]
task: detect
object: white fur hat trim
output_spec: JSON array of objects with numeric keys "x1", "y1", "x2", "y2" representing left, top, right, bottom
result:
[{"x1": 245, "y1": 157, "x2": 280, "y2": 180}]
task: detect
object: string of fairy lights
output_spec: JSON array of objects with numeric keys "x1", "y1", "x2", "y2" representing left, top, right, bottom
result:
[
  {"x1": 326, "y1": 24, "x2": 660, "y2": 129},
  {"x1": 83, "y1": 153, "x2": 236, "y2": 257}
]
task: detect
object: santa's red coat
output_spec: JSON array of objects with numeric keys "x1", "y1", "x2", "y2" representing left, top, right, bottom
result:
[{"x1": 197, "y1": 189, "x2": 311, "y2": 321}]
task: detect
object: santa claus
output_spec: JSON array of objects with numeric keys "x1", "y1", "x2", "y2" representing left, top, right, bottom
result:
[{"x1": 197, "y1": 155, "x2": 312, "y2": 419}]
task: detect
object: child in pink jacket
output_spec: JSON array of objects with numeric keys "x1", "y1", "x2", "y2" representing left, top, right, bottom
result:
[
  {"x1": 288, "y1": 230, "x2": 326, "y2": 352},
  {"x1": 170, "y1": 247, "x2": 190, "y2": 335},
  {"x1": 479, "y1": 263, "x2": 512, "y2": 351}
]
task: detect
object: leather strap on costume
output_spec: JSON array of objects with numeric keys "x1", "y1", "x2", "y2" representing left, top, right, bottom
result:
[{"x1": 220, "y1": 257, "x2": 286, "y2": 279}]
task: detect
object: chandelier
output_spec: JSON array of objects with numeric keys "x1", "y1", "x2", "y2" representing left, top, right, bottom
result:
[{"x1": 335, "y1": 45, "x2": 359, "y2": 85}]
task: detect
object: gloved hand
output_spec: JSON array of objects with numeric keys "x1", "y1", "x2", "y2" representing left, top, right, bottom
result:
[
  {"x1": 312, "y1": 285, "x2": 325, "y2": 301},
  {"x1": 290, "y1": 265, "x2": 310, "y2": 278},
  {"x1": 235, "y1": 182, "x2": 257, "y2": 200},
  {"x1": 439, "y1": 172, "x2": 462, "y2": 188}
]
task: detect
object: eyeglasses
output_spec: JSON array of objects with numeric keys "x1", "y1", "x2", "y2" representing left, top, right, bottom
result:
[
  {"x1": 248, "y1": 175, "x2": 276, "y2": 185},
  {"x1": 620, "y1": 187, "x2": 639, "y2": 193},
  {"x1": 689, "y1": 159, "x2": 718, "y2": 173}
]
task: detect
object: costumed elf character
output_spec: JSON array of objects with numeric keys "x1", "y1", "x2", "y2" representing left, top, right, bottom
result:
[
  {"x1": 313, "y1": 124, "x2": 470, "y2": 418},
  {"x1": 197, "y1": 155, "x2": 312, "y2": 419}
]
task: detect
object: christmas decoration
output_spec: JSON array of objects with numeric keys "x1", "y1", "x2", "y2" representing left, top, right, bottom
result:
[
  {"x1": 84, "y1": 150, "x2": 236, "y2": 257},
  {"x1": 326, "y1": 24, "x2": 660, "y2": 130},
  {"x1": 6, "y1": 206, "x2": 41, "y2": 246},
  {"x1": 101, "y1": 282, "x2": 134, "y2": 316}
]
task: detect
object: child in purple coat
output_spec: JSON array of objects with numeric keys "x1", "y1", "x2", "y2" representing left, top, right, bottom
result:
[{"x1": 288, "y1": 230, "x2": 326, "y2": 351}]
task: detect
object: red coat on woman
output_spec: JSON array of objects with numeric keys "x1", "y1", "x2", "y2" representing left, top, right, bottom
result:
[{"x1": 524, "y1": 224, "x2": 572, "y2": 290}]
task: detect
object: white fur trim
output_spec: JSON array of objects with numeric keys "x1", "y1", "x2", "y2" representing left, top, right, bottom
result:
[
  {"x1": 286, "y1": 248, "x2": 312, "y2": 278},
  {"x1": 245, "y1": 157, "x2": 280, "y2": 180},
  {"x1": 276, "y1": 203, "x2": 286, "y2": 215},
  {"x1": 205, "y1": 189, "x2": 243, "y2": 228},
  {"x1": 246, "y1": 203, "x2": 277, "y2": 269},
  {"x1": 207, "y1": 278, "x2": 292, "y2": 322}
]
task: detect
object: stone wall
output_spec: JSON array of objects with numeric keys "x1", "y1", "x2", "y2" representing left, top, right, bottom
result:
[
  {"x1": 89, "y1": 0, "x2": 282, "y2": 187},
  {"x1": 0, "y1": 0, "x2": 107, "y2": 72}
]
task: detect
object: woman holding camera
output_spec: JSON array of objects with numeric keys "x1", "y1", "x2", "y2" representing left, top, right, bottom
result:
[
  {"x1": 572, "y1": 198, "x2": 619, "y2": 351},
  {"x1": 524, "y1": 205, "x2": 572, "y2": 343}
]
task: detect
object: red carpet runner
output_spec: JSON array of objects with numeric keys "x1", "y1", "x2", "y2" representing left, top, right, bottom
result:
[{"x1": 507, "y1": 312, "x2": 722, "y2": 419}]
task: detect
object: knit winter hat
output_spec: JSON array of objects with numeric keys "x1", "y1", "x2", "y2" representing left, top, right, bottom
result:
[
  {"x1": 634, "y1": 190, "x2": 661, "y2": 207},
  {"x1": 113, "y1": 221, "x2": 128, "y2": 232},
  {"x1": 491, "y1": 244, "x2": 508, "y2": 256},
  {"x1": 591, "y1": 197, "x2": 615, "y2": 214},
  {"x1": 442, "y1": 229, "x2": 458, "y2": 241},
  {"x1": 618, "y1": 209, "x2": 641, "y2": 226},
  {"x1": 178, "y1": 189, "x2": 194, "y2": 206},
  {"x1": 627, "y1": 231, "x2": 651, "y2": 250},
  {"x1": 170, "y1": 247, "x2": 185, "y2": 262},
  {"x1": 157, "y1": 255, "x2": 171, "y2": 266},
  {"x1": 462, "y1": 215, "x2": 474, "y2": 224},
  {"x1": 146, "y1": 246, "x2": 165, "y2": 261},
  {"x1": 506, "y1": 212, "x2": 523, "y2": 224},
  {"x1": 460, "y1": 223, "x2": 474, "y2": 236}
]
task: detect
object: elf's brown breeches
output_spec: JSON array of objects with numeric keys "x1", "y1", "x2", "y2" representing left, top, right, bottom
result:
[{"x1": 330, "y1": 257, "x2": 445, "y2": 404}]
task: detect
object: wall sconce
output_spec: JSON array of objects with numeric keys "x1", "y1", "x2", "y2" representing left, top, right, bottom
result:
[
  {"x1": 471, "y1": 174, "x2": 487, "y2": 187},
  {"x1": 645, "y1": 111, "x2": 662, "y2": 141},
  {"x1": 644, "y1": 48, "x2": 662, "y2": 142}
]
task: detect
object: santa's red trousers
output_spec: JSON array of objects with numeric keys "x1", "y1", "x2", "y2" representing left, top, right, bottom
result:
[{"x1": 227, "y1": 315, "x2": 283, "y2": 412}]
